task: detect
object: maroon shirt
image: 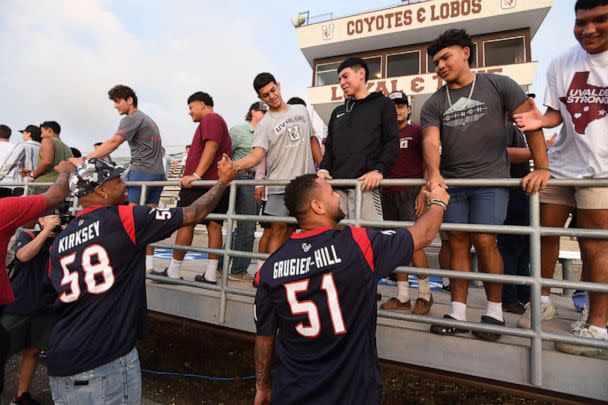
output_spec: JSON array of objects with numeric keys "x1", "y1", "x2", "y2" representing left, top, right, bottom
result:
[
  {"x1": 0, "y1": 195, "x2": 46, "y2": 305},
  {"x1": 384, "y1": 124, "x2": 424, "y2": 191},
  {"x1": 183, "y1": 113, "x2": 233, "y2": 181}
]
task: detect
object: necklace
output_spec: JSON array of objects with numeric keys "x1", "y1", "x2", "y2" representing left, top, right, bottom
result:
[
  {"x1": 345, "y1": 98, "x2": 356, "y2": 113},
  {"x1": 446, "y1": 74, "x2": 477, "y2": 110}
]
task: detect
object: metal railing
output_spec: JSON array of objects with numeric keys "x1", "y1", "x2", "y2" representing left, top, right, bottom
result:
[{"x1": 11, "y1": 177, "x2": 608, "y2": 388}]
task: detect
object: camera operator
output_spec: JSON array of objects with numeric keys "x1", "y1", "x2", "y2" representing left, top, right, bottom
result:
[{"x1": 0, "y1": 210, "x2": 63, "y2": 405}]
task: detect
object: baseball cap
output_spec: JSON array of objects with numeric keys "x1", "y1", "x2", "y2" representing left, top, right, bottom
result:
[
  {"x1": 388, "y1": 91, "x2": 409, "y2": 105},
  {"x1": 250, "y1": 101, "x2": 268, "y2": 112},
  {"x1": 19, "y1": 125, "x2": 41, "y2": 136},
  {"x1": 69, "y1": 158, "x2": 127, "y2": 198}
]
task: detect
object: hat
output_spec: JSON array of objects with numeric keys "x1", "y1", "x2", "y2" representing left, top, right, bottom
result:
[
  {"x1": 69, "y1": 158, "x2": 126, "y2": 198},
  {"x1": 19, "y1": 125, "x2": 41, "y2": 136},
  {"x1": 388, "y1": 91, "x2": 409, "y2": 105},
  {"x1": 40, "y1": 208, "x2": 61, "y2": 217},
  {"x1": 249, "y1": 101, "x2": 268, "y2": 112}
]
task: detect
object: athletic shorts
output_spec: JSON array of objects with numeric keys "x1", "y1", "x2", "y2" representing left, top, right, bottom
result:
[
  {"x1": 540, "y1": 184, "x2": 608, "y2": 210},
  {"x1": 178, "y1": 188, "x2": 229, "y2": 225},
  {"x1": 445, "y1": 186, "x2": 508, "y2": 226},
  {"x1": 381, "y1": 187, "x2": 419, "y2": 222},
  {"x1": 259, "y1": 201, "x2": 271, "y2": 229},
  {"x1": 125, "y1": 170, "x2": 165, "y2": 205},
  {"x1": 264, "y1": 193, "x2": 289, "y2": 217},
  {"x1": 0, "y1": 311, "x2": 57, "y2": 355},
  {"x1": 336, "y1": 189, "x2": 383, "y2": 221}
]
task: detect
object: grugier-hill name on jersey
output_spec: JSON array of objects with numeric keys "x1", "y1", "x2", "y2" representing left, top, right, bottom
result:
[
  {"x1": 57, "y1": 221, "x2": 101, "y2": 254},
  {"x1": 273, "y1": 245, "x2": 342, "y2": 279}
]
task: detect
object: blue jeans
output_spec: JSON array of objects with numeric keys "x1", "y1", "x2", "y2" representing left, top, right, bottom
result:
[
  {"x1": 125, "y1": 170, "x2": 165, "y2": 204},
  {"x1": 230, "y1": 173, "x2": 257, "y2": 275},
  {"x1": 50, "y1": 347, "x2": 141, "y2": 405},
  {"x1": 445, "y1": 186, "x2": 508, "y2": 225},
  {"x1": 498, "y1": 189, "x2": 531, "y2": 304}
]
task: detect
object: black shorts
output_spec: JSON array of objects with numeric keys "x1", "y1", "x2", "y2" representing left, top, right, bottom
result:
[
  {"x1": 178, "y1": 187, "x2": 229, "y2": 225},
  {"x1": 0, "y1": 311, "x2": 57, "y2": 355},
  {"x1": 259, "y1": 201, "x2": 271, "y2": 229}
]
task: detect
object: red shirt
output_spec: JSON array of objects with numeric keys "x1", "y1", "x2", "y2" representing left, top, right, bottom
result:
[
  {"x1": 183, "y1": 113, "x2": 233, "y2": 181},
  {"x1": 0, "y1": 195, "x2": 46, "y2": 305},
  {"x1": 384, "y1": 124, "x2": 424, "y2": 191}
]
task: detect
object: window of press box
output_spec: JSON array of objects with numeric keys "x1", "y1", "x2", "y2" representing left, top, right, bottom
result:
[
  {"x1": 483, "y1": 37, "x2": 526, "y2": 67},
  {"x1": 427, "y1": 43, "x2": 478, "y2": 73},
  {"x1": 364, "y1": 56, "x2": 382, "y2": 80},
  {"x1": 387, "y1": 51, "x2": 420, "y2": 77},
  {"x1": 315, "y1": 61, "x2": 341, "y2": 86},
  {"x1": 315, "y1": 56, "x2": 382, "y2": 85}
]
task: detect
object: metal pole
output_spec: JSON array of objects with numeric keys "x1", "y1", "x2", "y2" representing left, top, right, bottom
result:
[
  {"x1": 528, "y1": 192, "x2": 543, "y2": 387},
  {"x1": 355, "y1": 181, "x2": 362, "y2": 227},
  {"x1": 139, "y1": 185, "x2": 148, "y2": 206},
  {"x1": 23, "y1": 184, "x2": 29, "y2": 196},
  {"x1": 219, "y1": 182, "x2": 237, "y2": 324}
]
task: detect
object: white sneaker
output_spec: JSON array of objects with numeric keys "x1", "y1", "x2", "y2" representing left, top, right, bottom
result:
[
  {"x1": 555, "y1": 325, "x2": 608, "y2": 358},
  {"x1": 570, "y1": 304, "x2": 589, "y2": 333},
  {"x1": 517, "y1": 301, "x2": 558, "y2": 329}
]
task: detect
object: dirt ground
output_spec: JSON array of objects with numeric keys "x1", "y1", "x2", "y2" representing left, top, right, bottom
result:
[{"x1": 1, "y1": 313, "x2": 592, "y2": 405}]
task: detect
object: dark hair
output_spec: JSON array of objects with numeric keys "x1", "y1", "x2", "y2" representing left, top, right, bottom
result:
[
  {"x1": 427, "y1": 29, "x2": 475, "y2": 66},
  {"x1": 0, "y1": 125, "x2": 11, "y2": 140},
  {"x1": 30, "y1": 129, "x2": 42, "y2": 143},
  {"x1": 108, "y1": 84, "x2": 138, "y2": 107},
  {"x1": 253, "y1": 72, "x2": 277, "y2": 94},
  {"x1": 576, "y1": 0, "x2": 608, "y2": 11},
  {"x1": 70, "y1": 147, "x2": 82, "y2": 158},
  {"x1": 245, "y1": 101, "x2": 267, "y2": 121},
  {"x1": 337, "y1": 57, "x2": 369, "y2": 82},
  {"x1": 284, "y1": 174, "x2": 320, "y2": 223},
  {"x1": 94, "y1": 142, "x2": 103, "y2": 147},
  {"x1": 287, "y1": 97, "x2": 307, "y2": 106},
  {"x1": 40, "y1": 121, "x2": 61, "y2": 135},
  {"x1": 187, "y1": 91, "x2": 214, "y2": 107},
  {"x1": 186, "y1": 144, "x2": 191, "y2": 149}
]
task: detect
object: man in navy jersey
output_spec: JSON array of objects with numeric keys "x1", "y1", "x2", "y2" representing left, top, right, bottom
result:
[
  {"x1": 46, "y1": 157, "x2": 236, "y2": 404},
  {"x1": 253, "y1": 174, "x2": 449, "y2": 405}
]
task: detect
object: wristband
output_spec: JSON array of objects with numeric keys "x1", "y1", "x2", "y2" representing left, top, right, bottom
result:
[
  {"x1": 192, "y1": 172, "x2": 201, "y2": 180},
  {"x1": 428, "y1": 199, "x2": 447, "y2": 211},
  {"x1": 534, "y1": 166, "x2": 550, "y2": 172}
]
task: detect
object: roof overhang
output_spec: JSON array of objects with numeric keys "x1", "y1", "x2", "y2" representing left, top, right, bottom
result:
[{"x1": 297, "y1": 0, "x2": 553, "y2": 66}]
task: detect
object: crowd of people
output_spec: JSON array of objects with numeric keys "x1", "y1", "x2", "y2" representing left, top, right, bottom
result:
[{"x1": 0, "y1": 0, "x2": 606, "y2": 403}]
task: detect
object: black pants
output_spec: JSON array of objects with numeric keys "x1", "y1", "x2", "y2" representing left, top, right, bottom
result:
[{"x1": 0, "y1": 322, "x2": 9, "y2": 394}]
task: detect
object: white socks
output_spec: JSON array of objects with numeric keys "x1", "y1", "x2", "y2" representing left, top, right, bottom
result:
[
  {"x1": 449, "y1": 301, "x2": 467, "y2": 321},
  {"x1": 484, "y1": 301, "x2": 504, "y2": 322},
  {"x1": 168, "y1": 259, "x2": 183, "y2": 279},
  {"x1": 205, "y1": 259, "x2": 218, "y2": 282},
  {"x1": 541, "y1": 295, "x2": 550, "y2": 304},
  {"x1": 418, "y1": 277, "x2": 431, "y2": 301},
  {"x1": 397, "y1": 281, "x2": 410, "y2": 303},
  {"x1": 589, "y1": 324, "x2": 608, "y2": 335},
  {"x1": 146, "y1": 255, "x2": 154, "y2": 271}
]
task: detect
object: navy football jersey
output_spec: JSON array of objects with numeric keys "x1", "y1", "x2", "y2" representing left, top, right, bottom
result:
[
  {"x1": 47, "y1": 204, "x2": 183, "y2": 376},
  {"x1": 3, "y1": 230, "x2": 55, "y2": 315},
  {"x1": 254, "y1": 225, "x2": 414, "y2": 405}
]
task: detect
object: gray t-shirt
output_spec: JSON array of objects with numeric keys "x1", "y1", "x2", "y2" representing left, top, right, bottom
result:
[
  {"x1": 420, "y1": 73, "x2": 527, "y2": 178},
  {"x1": 252, "y1": 104, "x2": 315, "y2": 194},
  {"x1": 116, "y1": 110, "x2": 164, "y2": 174}
]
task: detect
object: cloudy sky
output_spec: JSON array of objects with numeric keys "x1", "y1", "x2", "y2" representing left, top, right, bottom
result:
[{"x1": 0, "y1": 1, "x2": 575, "y2": 158}]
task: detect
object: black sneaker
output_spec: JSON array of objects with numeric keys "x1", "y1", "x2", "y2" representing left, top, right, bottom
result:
[
  {"x1": 12, "y1": 392, "x2": 41, "y2": 405},
  {"x1": 194, "y1": 274, "x2": 216, "y2": 285},
  {"x1": 150, "y1": 268, "x2": 183, "y2": 280}
]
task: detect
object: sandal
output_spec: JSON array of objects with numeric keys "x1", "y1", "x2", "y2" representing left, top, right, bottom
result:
[
  {"x1": 430, "y1": 314, "x2": 469, "y2": 336},
  {"x1": 472, "y1": 315, "x2": 505, "y2": 342}
]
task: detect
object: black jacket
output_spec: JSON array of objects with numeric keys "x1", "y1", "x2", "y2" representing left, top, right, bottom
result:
[{"x1": 320, "y1": 91, "x2": 399, "y2": 179}]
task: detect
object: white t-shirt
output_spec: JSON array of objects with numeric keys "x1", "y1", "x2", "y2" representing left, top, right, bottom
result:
[
  {"x1": 252, "y1": 104, "x2": 315, "y2": 195},
  {"x1": 0, "y1": 142, "x2": 16, "y2": 185},
  {"x1": 545, "y1": 45, "x2": 608, "y2": 179}
]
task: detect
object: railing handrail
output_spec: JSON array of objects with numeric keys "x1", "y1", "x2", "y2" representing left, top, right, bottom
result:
[{"x1": 10, "y1": 176, "x2": 608, "y2": 390}]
